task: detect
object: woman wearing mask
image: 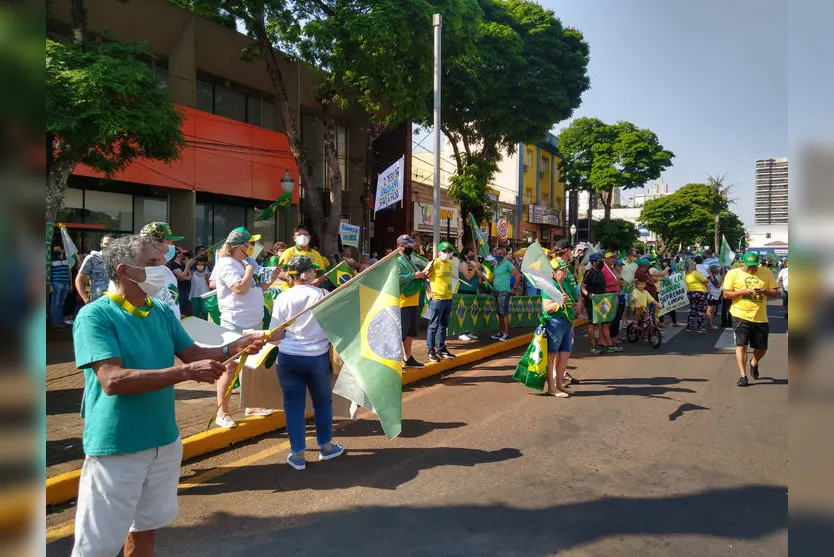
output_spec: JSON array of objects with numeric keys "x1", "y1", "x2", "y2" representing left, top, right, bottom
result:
[
  {"x1": 456, "y1": 248, "x2": 485, "y2": 341},
  {"x1": 267, "y1": 255, "x2": 344, "y2": 470},
  {"x1": 683, "y1": 258, "x2": 710, "y2": 333},
  {"x1": 189, "y1": 254, "x2": 212, "y2": 318},
  {"x1": 277, "y1": 225, "x2": 328, "y2": 286},
  {"x1": 705, "y1": 263, "x2": 723, "y2": 329},
  {"x1": 542, "y1": 259, "x2": 576, "y2": 397},
  {"x1": 214, "y1": 227, "x2": 278, "y2": 428}
]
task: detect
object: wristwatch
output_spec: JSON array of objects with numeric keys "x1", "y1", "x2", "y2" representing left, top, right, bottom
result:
[{"x1": 222, "y1": 344, "x2": 230, "y2": 358}]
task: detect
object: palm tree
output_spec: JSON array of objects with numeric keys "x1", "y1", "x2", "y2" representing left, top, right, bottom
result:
[{"x1": 707, "y1": 173, "x2": 734, "y2": 253}]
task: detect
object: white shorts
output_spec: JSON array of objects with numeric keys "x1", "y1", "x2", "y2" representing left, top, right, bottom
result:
[{"x1": 72, "y1": 438, "x2": 183, "y2": 557}]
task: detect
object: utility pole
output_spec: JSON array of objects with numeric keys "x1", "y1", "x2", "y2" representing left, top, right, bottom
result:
[
  {"x1": 714, "y1": 214, "x2": 720, "y2": 254},
  {"x1": 432, "y1": 13, "x2": 442, "y2": 255}
]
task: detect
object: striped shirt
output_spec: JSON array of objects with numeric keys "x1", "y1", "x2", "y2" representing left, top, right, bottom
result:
[{"x1": 51, "y1": 258, "x2": 71, "y2": 285}]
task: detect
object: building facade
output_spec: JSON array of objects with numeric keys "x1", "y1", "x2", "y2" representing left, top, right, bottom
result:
[
  {"x1": 754, "y1": 157, "x2": 789, "y2": 225},
  {"x1": 48, "y1": 0, "x2": 374, "y2": 255}
]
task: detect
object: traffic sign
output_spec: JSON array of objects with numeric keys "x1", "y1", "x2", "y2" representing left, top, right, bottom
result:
[{"x1": 498, "y1": 219, "x2": 509, "y2": 240}]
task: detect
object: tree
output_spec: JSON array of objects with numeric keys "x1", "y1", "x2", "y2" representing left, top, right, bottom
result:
[
  {"x1": 706, "y1": 172, "x2": 735, "y2": 252},
  {"x1": 440, "y1": 0, "x2": 590, "y2": 227},
  {"x1": 558, "y1": 118, "x2": 674, "y2": 221},
  {"x1": 590, "y1": 219, "x2": 638, "y2": 252},
  {"x1": 46, "y1": 39, "x2": 185, "y2": 224},
  {"x1": 639, "y1": 183, "x2": 745, "y2": 250}
]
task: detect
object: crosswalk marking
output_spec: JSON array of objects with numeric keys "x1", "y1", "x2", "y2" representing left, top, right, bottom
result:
[{"x1": 715, "y1": 328, "x2": 736, "y2": 351}]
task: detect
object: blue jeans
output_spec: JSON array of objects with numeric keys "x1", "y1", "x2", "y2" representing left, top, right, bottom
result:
[
  {"x1": 50, "y1": 283, "x2": 70, "y2": 325},
  {"x1": 426, "y1": 298, "x2": 452, "y2": 351},
  {"x1": 276, "y1": 351, "x2": 333, "y2": 455},
  {"x1": 543, "y1": 317, "x2": 573, "y2": 353}
]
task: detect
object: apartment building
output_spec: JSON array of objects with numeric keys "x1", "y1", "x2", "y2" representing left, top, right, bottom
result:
[{"x1": 754, "y1": 157, "x2": 788, "y2": 225}]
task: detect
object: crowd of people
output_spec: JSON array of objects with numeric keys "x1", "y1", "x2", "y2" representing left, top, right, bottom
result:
[{"x1": 53, "y1": 219, "x2": 787, "y2": 556}]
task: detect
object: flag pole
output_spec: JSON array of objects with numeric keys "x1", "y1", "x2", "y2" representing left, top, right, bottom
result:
[{"x1": 432, "y1": 13, "x2": 442, "y2": 257}]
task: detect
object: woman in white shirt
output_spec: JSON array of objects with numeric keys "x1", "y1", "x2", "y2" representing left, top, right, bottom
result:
[
  {"x1": 214, "y1": 227, "x2": 277, "y2": 428},
  {"x1": 268, "y1": 255, "x2": 344, "y2": 471}
]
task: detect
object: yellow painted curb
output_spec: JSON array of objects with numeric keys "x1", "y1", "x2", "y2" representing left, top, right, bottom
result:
[{"x1": 45, "y1": 319, "x2": 589, "y2": 509}]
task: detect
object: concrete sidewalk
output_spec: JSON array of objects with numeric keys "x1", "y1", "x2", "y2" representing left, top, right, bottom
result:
[{"x1": 46, "y1": 324, "x2": 534, "y2": 480}]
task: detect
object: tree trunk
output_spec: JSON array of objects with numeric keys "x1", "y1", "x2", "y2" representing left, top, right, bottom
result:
[
  {"x1": 604, "y1": 189, "x2": 613, "y2": 220},
  {"x1": 71, "y1": 0, "x2": 87, "y2": 44},
  {"x1": 445, "y1": 130, "x2": 464, "y2": 172},
  {"x1": 47, "y1": 156, "x2": 76, "y2": 225},
  {"x1": 249, "y1": 11, "x2": 326, "y2": 243},
  {"x1": 362, "y1": 124, "x2": 382, "y2": 253},
  {"x1": 321, "y1": 110, "x2": 344, "y2": 258}
]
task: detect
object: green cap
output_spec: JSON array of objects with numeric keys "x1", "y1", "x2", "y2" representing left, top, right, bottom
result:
[
  {"x1": 550, "y1": 258, "x2": 569, "y2": 270},
  {"x1": 226, "y1": 226, "x2": 262, "y2": 246},
  {"x1": 742, "y1": 251, "x2": 761, "y2": 266},
  {"x1": 438, "y1": 241, "x2": 455, "y2": 252},
  {"x1": 140, "y1": 221, "x2": 183, "y2": 242}
]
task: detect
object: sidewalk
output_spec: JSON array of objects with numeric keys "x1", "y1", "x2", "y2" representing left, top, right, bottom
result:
[{"x1": 45, "y1": 324, "x2": 533, "y2": 479}]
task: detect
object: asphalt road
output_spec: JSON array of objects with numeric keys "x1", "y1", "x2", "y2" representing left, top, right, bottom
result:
[{"x1": 47, "y1": 310, "x2": 788, "y2": 556}]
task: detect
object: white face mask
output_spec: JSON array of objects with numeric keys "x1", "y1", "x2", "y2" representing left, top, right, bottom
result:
[
  {"x1": 439, "y1": 252, "x2": 452, "y2": 261},
  {"x1": 295, "y1": 234, "x2": 310, "y2": 247},
  {"x1": 125, "y1": 264, "x2": 169, "y2": 296}
]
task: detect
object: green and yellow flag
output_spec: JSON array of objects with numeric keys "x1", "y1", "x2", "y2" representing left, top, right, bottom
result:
[
  {"x1": 255, "y1": 192, "x2": 292, "y2": 221},
  {"x1": 469, "y1": 213, "x2": 491, "y2": 260},
  {"x1": 325, "y1": 260, "x2": 355, "y2": 288},
  {"x1": 309, "y1": 256, "x2": 403, "y2": 438},
  {"x1": 591, "y1": 293, "x2": 618, "y2": 324}
]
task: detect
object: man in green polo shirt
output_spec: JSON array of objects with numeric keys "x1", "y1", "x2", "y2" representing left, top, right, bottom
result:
[
  {"x1": 71, "y1": 234, "x2": 265, "y2": 557},
  {"x1": 396, "y1": 234, "x2": 427, "y2": 368}
]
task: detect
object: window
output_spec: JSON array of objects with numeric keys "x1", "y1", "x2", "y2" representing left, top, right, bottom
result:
[
  {"x1": 263, "y1": 102, "x2": 278, "y2": 132},
  {"x1": 524, "y1": 150, "x2": 533, "y2": 170},
  {"x1": 247, "y1": 97, "x2": 262, "y2": 127},
  {"x1": 153, "y1": 66, "x2": 169, "y2": 90},
  {"x1": 214, "y1": 85, "x2": 246, "y2": 122},
  {"x1": 56, "y1": 188, "x2": 84, "y2": 225},
  {"x1": 212, "y1": 204, "x2": 246, "y2": 243},
  {"x1": 195, "y1": 202, "x2": 214, "y2": 248},
  {"x1": 336, "y1": 124, "x2": 348, "y2": 191},
  {"x1": 197, "y1": 80, "x2": 214, "y2": 113},
  {"x1": 84, "y1": 190, "x2": 133, "y2": 231},
  {"x1": 134, "y1": 196, "x2": 168, "y2": 227}
]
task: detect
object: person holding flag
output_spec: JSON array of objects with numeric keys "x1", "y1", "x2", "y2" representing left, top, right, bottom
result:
[
  {"x1": 396, "y1": 234, "x2": 428, "y2": 368},
  {"x1": 424, "y1": 241, "x2": 457, "y2": 362},
  {"x1": 541, "y1": 259, "x2": 577, "y2": 397}
]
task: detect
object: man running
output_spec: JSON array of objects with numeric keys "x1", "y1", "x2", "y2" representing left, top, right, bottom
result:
[{"x1": 722, "y1": 251, "x2": 778, "y2": 386}]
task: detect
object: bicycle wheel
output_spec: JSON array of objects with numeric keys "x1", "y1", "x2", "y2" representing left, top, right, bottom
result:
[
  {"x1": 626, "y1": 323, "x2": 638, "y2": 343},
  {"x1": 649, "y1": 327, "x2": 662, "y2": 348}
]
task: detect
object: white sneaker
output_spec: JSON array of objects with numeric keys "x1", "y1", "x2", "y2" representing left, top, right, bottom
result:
[
  {"x1": 498, "y1": 333, "x2": 509, "y2": 342},
  {"x1": 458, "y1": 334, "x2": 472, "y2": 341},
  {"x1": 215, "y1": 412, "x2": 237, "y2": 429},
  {"x1": 490, "y1": 333, "x2": 503, "y2": 340},
  {"x1": 465, "y1": 332, "x2": 478, "y2": 340},
  {"x1": 245, "y1": 408, "x2": 274, "y2": 417}
]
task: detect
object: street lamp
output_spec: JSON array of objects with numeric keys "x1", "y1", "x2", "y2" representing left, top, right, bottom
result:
[
  {"x1": 569, "y1": 224, "x2": 577, "y2": 244},
  {"x1": 280, "y1": 170, "x2": 295, "y2": 241}
]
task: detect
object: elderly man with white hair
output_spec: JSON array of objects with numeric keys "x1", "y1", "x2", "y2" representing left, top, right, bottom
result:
[{"x1": 71, "y1": 234, "x2": 265, "y2": 557}]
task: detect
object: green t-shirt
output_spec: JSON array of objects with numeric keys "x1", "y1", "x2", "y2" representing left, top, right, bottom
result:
[
  {"x1": 541, "y1": 280, "x2": 575, "y2": 323},
  {"x1": 492, "y1": 259, "x2": 516, "y2": 292},
  {"x1": 73, "y1": 295, "x2": 195, "y2": 456}
]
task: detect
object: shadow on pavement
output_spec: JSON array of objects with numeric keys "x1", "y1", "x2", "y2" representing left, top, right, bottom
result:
[
  {"x1": 183, "y1": 447, "x2": 523, "y2": 496},
  {"x1": 336, "y1": 419, "x2": 467, "y2": 439},
  {"x1": 161, "y1": 484, "x2": 787, "y2": 556},
  {"x1": 577, "y1": 377, "x2": 708, "y2": 386},
  {"x1": 668, "y1": 403, "x2": 710, "y2": 422},
  {"x1": 576, "y1": 386, "x2": 698, "y2": 398}
]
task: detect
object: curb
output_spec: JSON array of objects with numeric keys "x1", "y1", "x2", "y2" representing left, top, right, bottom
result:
[{"x1": 45, "y1": 318, "x2": 588, "y2": 508}]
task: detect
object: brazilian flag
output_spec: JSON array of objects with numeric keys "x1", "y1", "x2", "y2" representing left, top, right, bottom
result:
[
  {"x1": 325, "y1": 260, "x2": 355, "y2": 288},
  {"x1": 310, "y1": 256, "x2": 403, "y2": 438},
  {"x1": 255, "y1": 192, "x2": 292, "y2": 221},
  {"x1": 591, "y1": 293, "x2": 618, "y2": 324}
]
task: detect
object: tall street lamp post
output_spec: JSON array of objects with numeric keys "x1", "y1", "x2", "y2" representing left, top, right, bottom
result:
[{"x1": 281, "y1": 171, "x2": 295, "y2": 241}]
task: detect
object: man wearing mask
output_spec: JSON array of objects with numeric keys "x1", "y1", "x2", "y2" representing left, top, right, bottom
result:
[
  {"x1": 582, "y1": 253, "x2": 616, "y2": 354},
  {"x1": 396, "y1": 235, "x2": 428, "y2": 368},
  {"x1": 76, "y1": 234, "x2": 116, "y2": 305},
  {"x1": 138, "y1": 222, "x2": 184, "y2": 319},
  {"x1": 167, "y1": 247, "x2": 194, "y2": 316},
  {"x1": 278, "y1": 225, "x2": 328, "y2": 286},
  {"x1": 424, "y1": 241, "x2": 457, "y2": 362},
  {"x1": 49, "y1": 244, "x2": 72, "y2": 327},
  {"x1": 489, "y1": 247, "x2": 522, "y2": 342}
]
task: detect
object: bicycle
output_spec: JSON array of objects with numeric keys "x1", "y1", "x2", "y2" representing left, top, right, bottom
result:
[{"x1": 626, "y1": 303, "x2": 663, "y2": 348}]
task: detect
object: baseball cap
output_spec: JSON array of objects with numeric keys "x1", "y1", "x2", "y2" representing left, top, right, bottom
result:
[
  {"x1": 286, "y1": 254, "x2": 320, "y2": 275},
  {"x1": 550, "y1": 258, "x2": 569, "y2": 270},
  {"x1": 589, "y1": 253, "x2": 604, "y2": 262},
  {"x1": 396, "y1": 234, "x2": 416, "y2": 247},
  {"x1": 742, "y1": 251, "x2": 761, "y2": 266},
  {"x1": 636, "y1": 258, "x2": 651, "y2": 266},
  {"x1": 225, "y1": 226, "x2": 261, "y2": 246},
  {"x1": 438, "y1": 241, "x2": 454, "y2": 252},
  {"x1": 140, "y1": 221, "x2": 183, "y2": 242},
  {"x1": 614, "y1": 259, "x2": 624, "y2": 266},
  {"x1": 554, "y1": 239, "x2": 572, "y2": 251},
  {"x1": 604, "y1": 251, "x2": 616, "y2": 258}
]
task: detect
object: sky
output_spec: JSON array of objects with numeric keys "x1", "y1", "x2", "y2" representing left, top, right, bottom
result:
[{"x1": 541, "y1": 0, "x2": 790, "y2": 226}]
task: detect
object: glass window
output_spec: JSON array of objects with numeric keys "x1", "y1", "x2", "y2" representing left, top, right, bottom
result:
[
  {"x1": 251, "y1": 208, "x2": 277, "y2": 248},
  {"x1": 212, "y1": 204, "x2": 246, "y2": 242},
  {"x1": 153, "y1": 66, "x2": 169, "y2": 90},
  {"x1": 263, "y1": 102, "x2": 278, "y2": 131},
  {"x1": 84, "y1": 190, "x2": 133, "y2": 231},
  {"x1": 337, "y1": 124, "x2": 348, "y2": 191},
  {"x1": 134, "y1": 196, "x2": 168, "y2": 229},
  {"x1": 56, "y1": 188, "x2": 84, "y2": 225},
  {"x1": 197, "y1": 80, "x2": 214, "y2": 113},
  {"x1": 195, "y1": 202, "x2": 213, "y2": 249},
  {"x1": 214, "y1": 86, "x2": 246, "y2": 122},
  {"x1": 247, "y1": 97, "x2": 262, "y2": 127}
]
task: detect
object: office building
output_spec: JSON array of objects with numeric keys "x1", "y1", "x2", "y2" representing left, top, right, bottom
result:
[{"x1": 754, "y1": 158, "x2": 788, "y2": 225}]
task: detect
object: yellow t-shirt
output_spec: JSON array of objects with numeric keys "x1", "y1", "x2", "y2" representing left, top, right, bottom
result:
[
  {"x1": 277, "y1": 246, "x2": 327, "y2": 273},
  {"x1": 425, "y1": 259, "x2": 453, "y2": 300},
  {"x1": 685, "y1": 271, "x2": 709, "y2": 293},
  {"x1": 630, "y1": 288, "x2": 657, "y2": 309},
  {"x1": 722, "y1": 267, "x2": 776, "y2": 323}
]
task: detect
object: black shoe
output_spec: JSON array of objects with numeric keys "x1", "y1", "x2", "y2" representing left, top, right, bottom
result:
[
  {"x1": 750, "y1": 361, "x2": 759, "y2": 380},
  {"x1": 568, "y1": 375, "x2": 580, "y2": 385},
  {"x1": 438, "y1": 349, "x2": 456, "y2": 359},
  {"x1": 427, "y1": 350, "x2": 440, "y2": 363},
  {"x1": 404, "y1": 356, "x2": 424, "y2": 368},
  {"x1": 737, "y1": 376, "x2": 749, "y2": 387}
]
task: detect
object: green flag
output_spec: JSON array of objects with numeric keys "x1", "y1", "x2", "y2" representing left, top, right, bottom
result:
[
  {"x1": 255, "y1": 192, "x2": 292, "y2": 221},
  {"x1": 469, "y1": 213, "x2": 491, "y2": 260},
  {"x1": 410, "y1": 252, "x2": 429, "y2": 269},
  {"x1": 520, "y1": 241, "x2": 563, "y2": 302},
  {"x1": 324, "y1": 260, "x2": 355, "y2": 288},
  {"x1": 591, "y1": 293, "x2": 618, "y2": 324},
  {"x1": 309, "y1": 256, "x2": 403, "y2": 438},
  {"x1": 719, "y1": 234, "x2": 736, "y2": 267},
  {"x1": 512, "y1": 327, "x2": 548, "y2": 391}
]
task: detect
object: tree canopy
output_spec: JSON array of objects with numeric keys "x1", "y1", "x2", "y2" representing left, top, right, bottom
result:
[
  {"x1": 46, "y1": 39, "x2": 185, "y2": 222},
  {"x1": 639, "y1": 183, "x2": 745, "y2": 251},
  {"x1": 591, "y1": 218, "x2": 639, "y2": 252},
  {"x1": 558, "y1": 117, "x2": 674, "y2": 220}
]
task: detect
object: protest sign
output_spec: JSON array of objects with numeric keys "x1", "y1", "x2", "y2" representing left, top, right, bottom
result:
[
  {"x1": 339, "y1": 222, "x2": 360, "y2": 248},
  {"x1": 374, "y1": 156, "x2": 404, "y2": 213},
  {"x1": 657, "y1": 273, "x2": 689, "y2": 316}
]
